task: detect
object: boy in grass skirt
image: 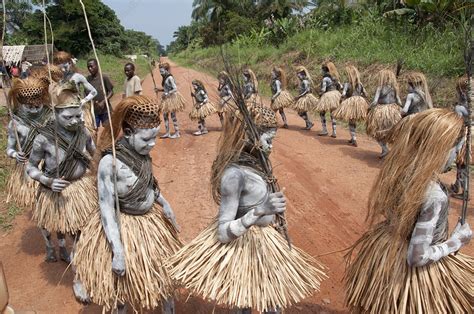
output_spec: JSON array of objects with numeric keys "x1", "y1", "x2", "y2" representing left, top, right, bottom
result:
[
  {"x1": 345, "y1": 109, "x2": 472, "y2": 313},
  {"x1": 6, "y1": 78, "x2": 52, "y2": 207},
  {"x1": 189, "y1": 79, "x2": 217, "y2": 135},
  {"x1": 169, "y1": 105, "x2": 326, "y2": 313},
  {"x1": 73, "y1": 95, "x2": 181, "y2": 313}
]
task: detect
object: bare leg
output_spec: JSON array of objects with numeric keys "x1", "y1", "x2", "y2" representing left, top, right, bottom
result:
[
  {"x1": 57, "y1": 232, "x2": 70, "y2": 263},
  {"x1": 41, "y1": 228, "x2": 57, "y2": 262},
  {"x1": 169, "y1": 112, "x2": 180, "y2": 139},
  {"x1": 201, "y1": 119, "x2": 208, "y2": 134},
  {"x1": 71, "y1": 232, "x2": 91, "y2": 303},
  {"x1": 318, "y1": 111, "x2": 328, "y2": 136},
  {"x1": 113, "y1": 303, "x2": 127, "y2": 314},
  {"x1": 162, "y1": 297, "x2": 175, "y2": 314},
  {"x1": 193, "y1": 120, "x2": 203, "y2": 136},
  {"x1": 279, "y1": 108, "x2": 288, "y2": 128},
  {"x1": 349, "y1": 121, "x2": 357, "y2": 147},
  {"x1": 330, "y1": 112, "x2": 337, "y2": 138},
  {"x1": 298, "y1": 111, "x2": 313, "y2": 130},
  {"x1": 160, "y1": 112, "x2": 170, "y2": 138},
  {"x1": 378, "y1": 140, "x2": 389, "y2": 158}
]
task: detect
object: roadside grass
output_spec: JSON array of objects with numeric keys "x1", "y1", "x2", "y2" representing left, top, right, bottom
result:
[
  {"x1": 0, "y1": 106, "x2": 23, "y2": 231},
  {"x1": 76, "y1": 54, "x2": 153, "y2": 94},
  {"x1": 172, "y1": 18, "x2": 463, "y2": 107}
]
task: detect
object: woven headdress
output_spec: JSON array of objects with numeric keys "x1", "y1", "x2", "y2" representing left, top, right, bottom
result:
[
  {"x1": 53, "y1": 51, "x2": 72, "y2": 65},
  {"x1": 9, "y1": 78, "x2": 49, "y2": 108}
]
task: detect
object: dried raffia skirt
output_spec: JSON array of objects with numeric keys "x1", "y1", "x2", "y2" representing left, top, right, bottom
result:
[
  {"x1": 161, "y1": 92, "x2": 186, "y2": 113},
  {"x1": 245, "y1": 94, "x2": 262, "y2": 113},
  {"x1": 82, "y1": 101, "x2": 96, "y2": 132},
  {"x1": 366, "y1": 104, "x2": 402, "y2": 142},
  {"x1": 271, "y1": 90, "x2": 294, "y2": 111},
  {"x1": 33, "y1": 175, "x2": 97, "y2": 234},
  {"x1": 73, "y1": 204, "x2": 181, "y2": 312},
  {"x1": 315, "y1": 90, "x2": 341, "y2": 112},
  {"x1": 189, "y1": 101, "x2": 217, "y2": 121},
  {"x1": 6, "y1": 163, "x2": 38, "y2": 207},
  {"x1": 293, "y1": 93, "x2": 318, "y2": 113},
  {"x1": 344, "y1": 222, "x2": 474, "y2": 313},
  {"x1": 333, "y1": 96, "x2": 369, "y2": 122},
  {"x1": 168, "y1": 221, "x2": 327, "y2": 312}
]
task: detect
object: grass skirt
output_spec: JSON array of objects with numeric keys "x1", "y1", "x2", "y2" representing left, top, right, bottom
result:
[
  {"x1": 333, "y1": 96, "x2": 369, "y2": 122},
  {"x1": 189, "y1": 101, "x2": 217, "y2": 121},
  {"x1": 82, "y1": 101, "x2": 96, "y2": 132},
  {"x1": 168, "y1": 221, "x2": 327, "y2": 312},
  {"x1": 73, "y1": 204, "x2": 182, "y2": 311},
  {"x1": 6, "y1": 163, "x2": 38, "y2": 208},
  {"x1": 245, "y1": 94, "x2": 262, "y2": 112},
  {"x1": 293, "y1": 93, "x2": 318, "y2": 113},
  {"x1": 344, "y1": 222, "x2": 473, "y2": 313},
  {"x1": 271, "y1": 91, "x2": 293, "y2": 111},
  {"x1": 366, "y1": 104, "x2": 402, "y2": 141},
  {"x1": 315, "y1": 90, "x2": 341, "y2": 112},
  {"x1": 161, "y1": 92, "x2": 186, "y2": 113},
  {"x1": 32, "y1": 175, "x2": 97, "y2": 234}
]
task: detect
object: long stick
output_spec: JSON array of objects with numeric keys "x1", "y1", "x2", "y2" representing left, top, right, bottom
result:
[
  {"x1": 0, "y1": 0, "x2": 22, "y2": 153},
  {"x1": 461, "y1": 20, "x2": 472, "y2": 225},
  {"x1": 79, "y1": 0, "x2": 121, "y2": 221},
  {"x1": 42, "y1": 0, "x2": 61, "y2": 179},
  {"x1": 221, "y1": 48, "x2": 292, "y2": 249}
]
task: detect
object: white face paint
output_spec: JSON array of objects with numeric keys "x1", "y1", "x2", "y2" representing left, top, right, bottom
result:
[
  {"x1": 297, "y1": 72, "x2": 305, "y2": 80},
  {"x1": 126, "y1": 127, "x2": 160, "y2": 155},
  {"x1": 159, "y1": 68, "x2": 167, "y2": 76},
  {"x1": 56, "y1": 107, "x2": 83, "y2": 131},
  {"x1": 60, "y1": 62, "x2": 71, "y2": 73},
  {"x1": 271, "y1": 71, "x2": 277, "y2": 79},
  {"x1": 243, "y1": 74, "x2": 249, "y2": 83},
  {"x1": 259, "y1": 129, "x2": 277, "y2": 156},
  {"x1": 21, "y1": 103, "x2": 44, "y2": 115},
  {"x1": 192, "y1": 84, "x2": 198, "y2": 91}
]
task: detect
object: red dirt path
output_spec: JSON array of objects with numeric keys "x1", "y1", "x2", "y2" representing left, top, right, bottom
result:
[{"x1": 0, "y1": 58, "x2": 472, "y2": 313}]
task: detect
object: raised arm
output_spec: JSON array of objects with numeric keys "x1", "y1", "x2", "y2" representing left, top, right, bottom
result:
[
  {"x1": 97, "y1": 155, "x2": 125, "y2": 276},
  {"x1": 407, "y1": 184, "x2": 472, "y2": 267},
  {"x1": 75, "y1": 73, "x2": 98, "y2": 104}
]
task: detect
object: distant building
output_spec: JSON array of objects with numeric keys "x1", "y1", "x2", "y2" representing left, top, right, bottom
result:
[{"x1": 2, "y1": 44, "x2": 54, "y2": 65}]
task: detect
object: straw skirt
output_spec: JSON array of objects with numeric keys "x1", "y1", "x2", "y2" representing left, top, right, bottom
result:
[
  {"x1": 7, "y1": 163, "x2": 38, "y2": 207},
  {"x1": 217, "y1": 96, "x2": 231, "y2": 113},
  {"x1": 366, "y1": 104, "x2": 402, "y2": 141},
  {"x1": 74, "y1": 204, "x2": 181, "y2": 311},
  {"x1": 271, "y1": 91, "x2": 293, "y2": 111},
  {"x1": 168, "y1": 221, "x2": 327, "y2": 312},
  {"x1": 333, "y1": 96, "x2": 369, "y2": 122},
  {"x1": 33, "y1": 175, "x2": 97, "y2": 234},
  {"x1": 189, "y1": 101, "x2": 217, "y2": 121},
  {"x1": 315, "y1": 90, "x2": 341, "y2": 112},
  {"x1": 345, "y1": 222, "x2": 473, "y2": 313},
  {"x1": 161, "y1": 92, "x2": 186, "y2": 113},
  {"x1": 293, "y1": 94, "x2": 318, "y2": 113}
]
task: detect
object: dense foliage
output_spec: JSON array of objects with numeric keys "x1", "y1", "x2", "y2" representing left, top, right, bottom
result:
[
  {"x1": 2, "y1": 0, "x2": 162, "y2": 57},
  {"x1": 168, "y1": 0, "x2": 472, "y2": 53}
]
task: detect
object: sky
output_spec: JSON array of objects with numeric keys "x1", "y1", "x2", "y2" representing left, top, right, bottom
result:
[{"x1": 103, "y1": 0, "x2": 193, "y2": 47}]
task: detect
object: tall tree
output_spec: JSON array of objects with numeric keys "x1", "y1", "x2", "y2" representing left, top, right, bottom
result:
[{"x1": 257, "y1": 0, "x2": 309, "y2": 19}]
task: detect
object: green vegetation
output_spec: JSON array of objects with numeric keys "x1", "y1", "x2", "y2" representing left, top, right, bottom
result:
[
  {"x1": 0, "y1": 204, "x2": 23, "y2": 231},
  {"x1": 75, "y1": 54, "x2": 152, "y2": 94},
  {"x1": 170, "y1": 1, "x2": 471, "y2": 106},
  {"x1": 3, "y1": 0, "x2": 164, "y2": 57}
]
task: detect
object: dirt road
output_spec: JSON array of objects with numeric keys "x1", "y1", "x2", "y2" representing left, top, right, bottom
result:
[{"x1": 0, "y1": 58, "x2": 472, "y2": 313}]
